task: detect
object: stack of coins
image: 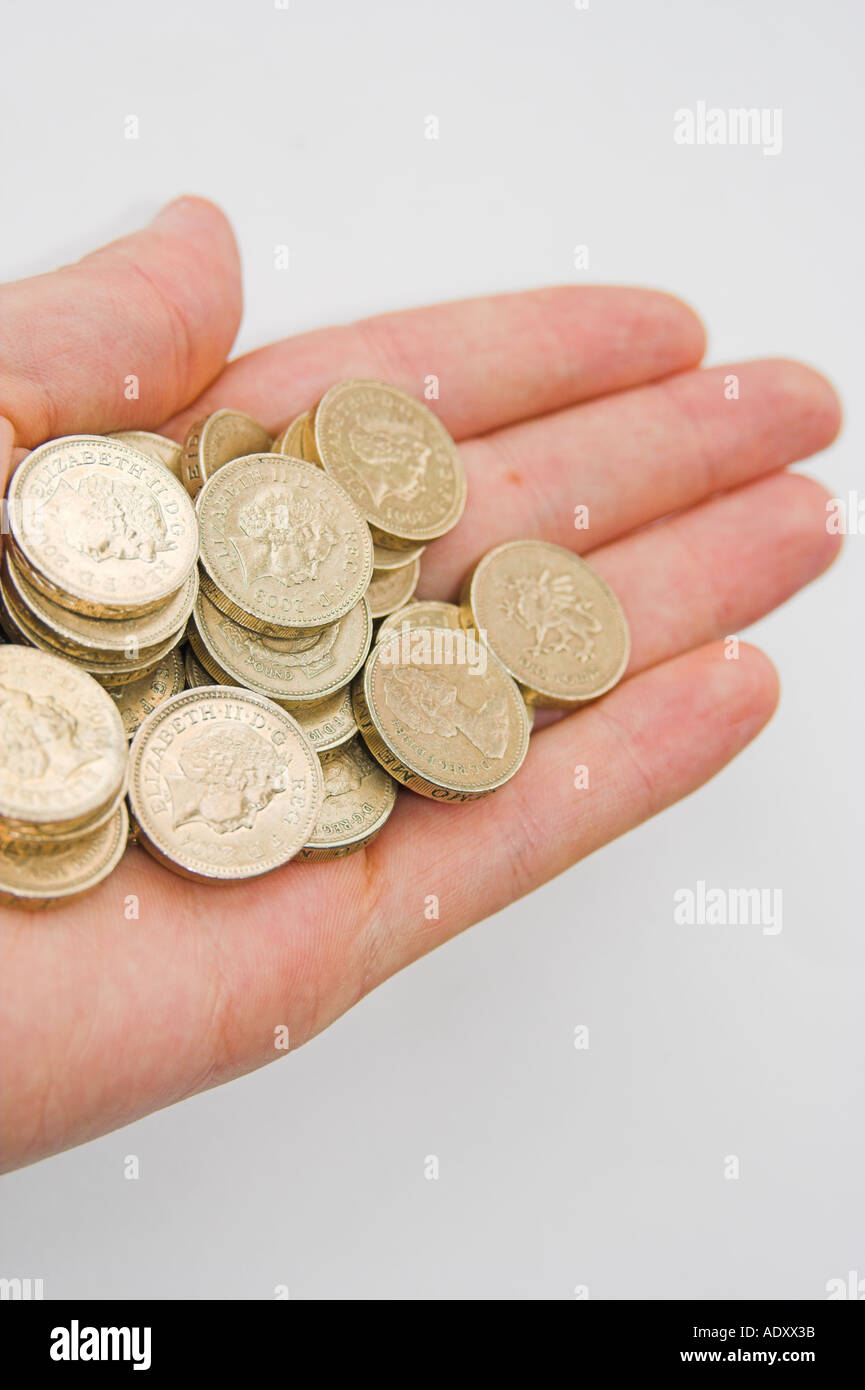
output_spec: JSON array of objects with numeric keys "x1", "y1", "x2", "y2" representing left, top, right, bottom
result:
[
  {"x1": 178, "y1": 382, "x2": 469, "y2": 858},
  {"x1": 2, "y1": 436, "x2": 199, "y2": 740},
  {"x1": 1, "y1": 377, "x2": 631, "y2": 901},
  {"x1": 354, "y1": 537, "x2": 630, "y2": 800},
  {"x1": 0, "y1": 647, "x2": 129, "y2": 907}
]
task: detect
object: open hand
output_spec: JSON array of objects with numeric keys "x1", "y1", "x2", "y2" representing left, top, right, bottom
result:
[{"x1": 0, "y1": 197, "x2": 841, "y2": 1171}]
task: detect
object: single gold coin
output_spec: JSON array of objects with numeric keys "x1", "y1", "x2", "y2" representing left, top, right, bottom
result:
[
  {"x1": 298, "y1": 736, "x2": 397, "y2": 861},
  {"x1": 377, "y1": 599, "x2": 463, "y2": 645},
  {"x1": 192, "y1": 589, "x2": 372, "y2": 704},
  {"x1": 110, "y1": 431, "x2": 183, "y2": 479},
  {"x1": 108, "y1": 646, "x2": 186, "y2": 739},
  {"x1": 181, "y1": 409, "x2": 273, "y2": 498},
  {"x1": 290, "y1": 685, "x2": 358, "y2": 753},
  {"x1": 314, "y1": 380, "x2": 466, "y2": 544},
  {"x1": 353, "y1": 625, "x2": 530, "y2": 801},
  {"x1": 0, "y1": 645, "x2": 128, "y2": 836},
  {"x1": 6, "y1": 435, "x2": 199, "y2": 617},
  {"x1": 0, "y1": 803, "x2": 129, "y2": 910},
  {"x1": 197, "y1": 453, "x2": 373, "y2": 632},
  {"x1": 128, "y1": 686, "x2": 324, "y2": 882},
  {"x1": 461, "y1": 540, "x2": 630, "y2": 707},
  {"x1": 366, "y1": 558, "x2": 421, "y2": 619},
  {"x1": 272, "y1": 412, "x2": 318, "y2": 463},
  {"x1": 2, "y1": 548, "x2": 197, "y2": 661},
  {"x1": 372, "y1": 538, "x2": 425, "y2": 571}
]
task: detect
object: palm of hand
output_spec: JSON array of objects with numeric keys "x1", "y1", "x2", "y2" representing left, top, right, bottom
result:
[{"x1": 0, "y1": 198, "x2": 841, "y2": 1170}]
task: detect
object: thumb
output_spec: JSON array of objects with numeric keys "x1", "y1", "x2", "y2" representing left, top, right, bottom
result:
[{"x1": 0, "y1": 196, "x2": 242, "y2": 449}]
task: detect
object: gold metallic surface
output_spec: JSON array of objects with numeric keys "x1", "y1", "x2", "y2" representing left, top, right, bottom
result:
[
  {"x1": 366, "y1": 558, "x2": 421, "y2": 619},
  {"x1": 461, "y1": 540, "x2": 630, "y2": 707},
  {"x1": 353, "y1": 626, "x2": 530, "y2": 800},
  {"x1": 128, "y1": 686, "x2": 323, "y2": 881},
  {"x1": 111, "y1": 430, "x2": 183, "y2": 479},
  {"x1": 0, "y1": 803, "x2": 129, "y2": 909},
  {"x1": 314, "y1": 380, "x2": 466, "y2": 543},
  {"x1": 2, "y1": 547, "x2": 196, "y2": 659},
  {"x1": 197, "y1": 453, "x2": 373, "y2": 631},
  {"x1": 108, "y1": 647, "x2": 187, "y2": 739},
  {"x1": 289, "y1": 685, "x2": 358, "y2": 753},
  {"x1": 376, "y1": 599, "x2": 462, "y2": 645},
  {"x1": 7, "y1": 435, "x2": 199, "y2": 616},
  {"x1": 0, "y1": 645, "x2": 127, "y2": 836},
  {"x1": 272, "y1": 412, "x2": 319, "y2": 464},
  {"x1": 181, "y1": 410, "x2": 272, "y2": 499},
  {"x1": 299, "y1": 736, "x2": 397, "y2": 860},
  {"x1": 192, "y1": 589, "x2": 373, "y2": 705},
  {"x1": 371, "y1": 538, "x2": 426, "y2": 570}
]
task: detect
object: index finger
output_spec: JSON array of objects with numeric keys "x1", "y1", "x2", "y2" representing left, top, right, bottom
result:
[{"x1": 162, "y1": 285, "x2": 706, "y2": 442}]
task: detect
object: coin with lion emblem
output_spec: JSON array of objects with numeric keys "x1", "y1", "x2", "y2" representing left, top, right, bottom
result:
[
  {"x1": 128, "y1": 686, "x2": 324, "y2": 880},
  {"x1": 460, "y1": 539, "x2": 630, "y2": 707}
]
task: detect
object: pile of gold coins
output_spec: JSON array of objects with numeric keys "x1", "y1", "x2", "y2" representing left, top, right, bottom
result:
[
  {"x1": 1, "y1": 432, "x2": 196, "y2": 735},
  {"x1": 0, "y1": 645, "x2": 130, "y2": 906},
  {"x1": 0, "y1": 380, "x2": 629, "y2": 906}
]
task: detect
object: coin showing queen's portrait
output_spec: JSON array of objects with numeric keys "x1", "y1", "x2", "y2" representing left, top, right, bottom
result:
[
  {"x1": 128, "y1": 686, "x2": 324, "y2": 881},
  {"x1": 0, "y1": 645, "x2": 128, "y2": 836},
  {"x1": 314, "y1": 380, "x2": 466, "y2": 545},
  {"x1": 7, "y1": 436, "x2": 199, "y2": 617},
  {"x1": 353, "y1": 625, "x2": 530, "y2": 801}
]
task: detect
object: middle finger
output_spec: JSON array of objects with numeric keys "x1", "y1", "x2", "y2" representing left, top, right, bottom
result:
[{"x1": 419, "y1": 357, "x2": 840, "y2": 597}]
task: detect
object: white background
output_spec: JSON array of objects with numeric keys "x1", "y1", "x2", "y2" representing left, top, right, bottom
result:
[{"x1": 1, "y1": 0, "x2": 862, "y2": 1299}]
